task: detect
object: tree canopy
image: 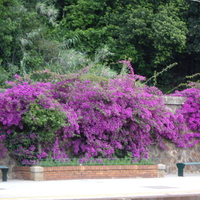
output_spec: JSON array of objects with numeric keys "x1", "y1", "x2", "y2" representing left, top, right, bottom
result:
[{"x1": 0, "y1": 0, "x2": 200, "y2": 92}]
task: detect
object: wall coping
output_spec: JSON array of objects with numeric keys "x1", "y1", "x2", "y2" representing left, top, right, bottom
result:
[
  {"x1": 163, "y1": 96, "x2": 186, "y2": 105},
  {"x1": 0, "y1": 89, "x2": 6, "y2": 93}
]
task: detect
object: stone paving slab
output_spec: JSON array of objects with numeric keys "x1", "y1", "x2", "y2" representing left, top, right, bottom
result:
[{"x1": 0, "y1": 174, "x2": 200, "y2": 200}]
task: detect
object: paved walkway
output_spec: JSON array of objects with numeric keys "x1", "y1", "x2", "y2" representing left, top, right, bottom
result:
[{"x1": 1, "y1": 174, "x2": 200, "y2": 200}]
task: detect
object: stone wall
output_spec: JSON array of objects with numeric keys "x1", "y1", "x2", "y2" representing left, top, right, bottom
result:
[
  {"x1": 0, "y1": 152, "x2": 16, "y2": 179},
  {"x1": 149, "y1": 140, "x2": 200, "y2": 174},
  {"x1": 163, "y1": 95, "x2": 186, "y2": 113},
  {"x1": 150, "y1": 96, "x2": 200, "y2": 174},
  {"x1": 1, "y1": 95, "x2": 200, "y2": 179}
]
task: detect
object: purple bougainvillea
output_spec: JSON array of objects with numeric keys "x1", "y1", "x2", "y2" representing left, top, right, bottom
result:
[
  {"x1": 173, "y1": 85, "x2": 200, "y2": 147},
  {"x1": 0, "y1": 65, "x2": 199, "y2": 165}
]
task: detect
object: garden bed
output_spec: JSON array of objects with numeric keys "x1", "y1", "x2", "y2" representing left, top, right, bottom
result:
[{"x1": 13, "y1": 164, "x2": 165, "y2": 181}]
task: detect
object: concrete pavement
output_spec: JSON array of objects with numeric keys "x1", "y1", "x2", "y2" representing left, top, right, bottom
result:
[{"x1": 1, "y1": 174, "x2": 200, "y2": 200}]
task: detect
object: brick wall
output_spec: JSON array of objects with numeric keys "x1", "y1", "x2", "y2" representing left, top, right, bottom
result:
[
  {"x1": 13, "y1": 165, "x2": 159, "y2": 181},
  {"x1": 13, "y1": 166, "x2": 31, "y2": 180}
]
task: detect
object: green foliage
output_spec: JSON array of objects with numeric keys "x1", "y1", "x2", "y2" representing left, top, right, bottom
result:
[
  {"x1": 0, "y1": 0, "x2": 200, "y2": 92},
  {"x1": 5, "y1": 131, "x2": 38, "y2": 164},
  {"x1": 151, "y1": 4, "x2": 187, "y2": 64},
  {"x1": 80, "y1": 74, "x2": 109, "y2": 84},
  {"x1": 23, "y1": 102, "x2": 66, "y2": 141},
  {"x1": 48, "y1": 49, "x2": 89, "y2": 74},
  {"x1": 0, "y1": 67, "x2": 9, "y2": 88},
  {"x1": 167, "y1": 72, "x2": 200, "y2": 94},
  {"x1": 186, "y1": 73, "x2": 200, "y2": 84},
  {"x1": 61, "y1": 0, "x2": 107, "y2": 30},
  {"x1": 0, "y1": 0, "x2": 19, "y2": 63},
  {"x1": 37, "y1": 157, "x2": 154, "y2": 167},
  {"x1": 36, "y1": 2, "x2": 58, "y2": 26},
  {"x1": 0, "y1": 0, "x2": 61, "y2": 79},
  {"x1": 145, "y1": 63, "x2": 178, "y2": 86},
  {"x1": 54, "y1": 0, "x2": 192, "y2": 90},
  {"x1": 48, "y1": 46, "x2": 116, "y2": 79}
]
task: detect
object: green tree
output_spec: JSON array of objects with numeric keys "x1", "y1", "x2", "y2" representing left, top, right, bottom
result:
[
  {"x1": 0, "y1": 0, "x2": 60, "y2": 82},
  {"x1": 0, "y1": 0, "x2": 19, "y2": 67},
  {"x1": 101, "y1": 0, "x2": 187, "y2": 79},
  {"x1": 1, "y1": 0, "x2": 199, "y2": 92},
  {"x1": 182, "y1": 0, "x2": 200, "y2": 75},
  {"x1": 151, "y1": 4, "x2": 187, "y2": 65}
]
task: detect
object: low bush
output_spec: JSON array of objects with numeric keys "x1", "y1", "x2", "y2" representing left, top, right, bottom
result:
[
  {"x1": 0, "y1": 61, "x2": 199, "y2": 165},
  {"x1": 37, "y1": 157, "x2": 154, "y2": 167}
]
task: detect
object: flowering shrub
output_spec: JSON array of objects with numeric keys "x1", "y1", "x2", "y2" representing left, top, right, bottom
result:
[
  {"x1": 0, "y1": 62, "x2": 200, "y2": 165},
  {"x1": 0, "y1": 81, "x2": 67, "y2": 164},
  {"x1": 173, "y1": 85, "x2": 200, "y2": 146}
]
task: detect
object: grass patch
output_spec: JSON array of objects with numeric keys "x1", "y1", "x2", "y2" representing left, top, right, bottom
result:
[{"x1": 36, "y1": 157, "x2": 154, "y2": 167}]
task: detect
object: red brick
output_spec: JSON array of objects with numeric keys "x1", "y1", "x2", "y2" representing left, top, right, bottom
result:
[{"x1": 13, "y1": 165, "x2": 158, "y2": 180}]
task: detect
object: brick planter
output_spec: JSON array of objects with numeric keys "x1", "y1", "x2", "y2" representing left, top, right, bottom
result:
[
  {"x1": 13, "y1": 166, "x2": 31, "y2": 180},
  {"x1": 13, "y1": 164, "x2": 165, "y2": 181}
]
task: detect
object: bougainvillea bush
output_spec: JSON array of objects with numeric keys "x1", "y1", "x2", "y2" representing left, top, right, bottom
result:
[
  {"x1": 0, "y1": 64, "x2": 200, "y2": 165},
  {"x1": 173, "y1": 83, "x2": 200, "y2": 145}
]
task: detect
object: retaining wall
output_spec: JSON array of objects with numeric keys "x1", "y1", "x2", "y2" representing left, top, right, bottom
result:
[
  {"x1": 149, "y1": 96, "x2": 200, "y2": 174},
  {"x1": 149, "y1": 140, "x2": 200, "y2": 174}
]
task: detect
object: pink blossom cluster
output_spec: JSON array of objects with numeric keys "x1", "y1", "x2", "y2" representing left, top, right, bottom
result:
[
  {"x1": 0, "y1": 71, "x2": 199, "y2": 165},
  {"x1": 173, "y1": 87, "x2": 200, "y2": 142}
]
